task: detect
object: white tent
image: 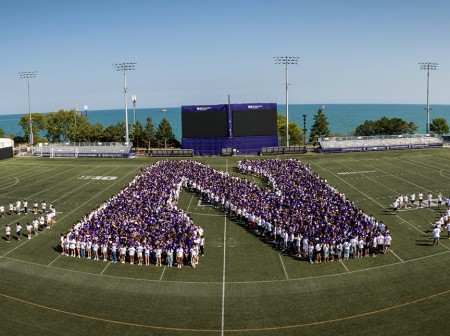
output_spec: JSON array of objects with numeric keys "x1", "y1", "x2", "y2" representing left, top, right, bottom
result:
[{"x1": 0, "y1": 138, "x2": 14, "y2": 149}]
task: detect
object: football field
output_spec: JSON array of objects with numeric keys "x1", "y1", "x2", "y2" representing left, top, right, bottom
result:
[{"x1": 0, "y1": 149, "x2": 449, "y2": 336}]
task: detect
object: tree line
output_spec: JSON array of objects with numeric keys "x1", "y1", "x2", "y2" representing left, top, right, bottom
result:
[
  {"x1": 1, "y1": 108, "x2": 447, "y2": 147},
  {"x1": 11, "y1": 109, "x2": 179, "y2": 148}
]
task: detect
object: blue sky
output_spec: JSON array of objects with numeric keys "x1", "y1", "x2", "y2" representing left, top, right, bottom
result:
[{"x1": 1, "y1": 0, "x2": 449, "y2": 115}]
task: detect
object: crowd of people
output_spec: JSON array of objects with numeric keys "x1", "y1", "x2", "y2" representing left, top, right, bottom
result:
[
  {"x1": 1, "y1": 201, "x2": 56, "y2": 242},
  {"x1": 60, "y1": 161, "x2": 206, "y2": 268},
  {"x1": 235, "y1": 159, "x2": 394, "y2": 262},
  {"x1": 60, "y1": 158, "x2": 398, "y2": 266}
]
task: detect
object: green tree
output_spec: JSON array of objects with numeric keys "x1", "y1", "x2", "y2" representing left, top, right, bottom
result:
[
  {"x1": 277, "y1": 114, "x2": 303, "y2": 146},
  {"x1": 89, "y1": 123, "x2": 105, "y2": 142},
  {"x1": 0, "y1": 127, "x2": 4, "y2": 137},
  {"x1": 355, "y1": 117, "x2": 417, "y2": 136},
  {"x1": 430, "y1": 118, "x2": 449, "y2": 135},
  {"x1": 309, "y1": 108, "x2": 330, "y2": 145},
  {"x1": 45, "y1": 109, "x2": 82, "y2": 142},
  {"x1": 18, "y1": 112, "x2": 47, "y2": 143},
  {"x1": 144, "y1": 116, "x2": 156, "y2": 148},
  {"x1": 103, "y1": 122, "x2": 126, "y2": 142},
  {"x1": 155, "y1": 118, "x2": 180, "y2": 148},
  {"x1": 67, "y1": 112, "x2": 92, "y2": 142},
  {"x1": 131, "y1": 120, "x2": 146, "y2": 149}
]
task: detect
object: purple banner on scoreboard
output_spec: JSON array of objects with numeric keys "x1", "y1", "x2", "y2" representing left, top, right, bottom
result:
[
  {"x1": 182, "y1": 135, "x2": 278, "y2": 156},
  {"x1": 181, "y1": 104, "x2": 228, "y2": 112},
  {"x1": 230, "y1": 103, "x2": 277, "y2": 111}
]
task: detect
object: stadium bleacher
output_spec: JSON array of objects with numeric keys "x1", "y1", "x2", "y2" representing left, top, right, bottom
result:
[
  {"x1": 34, "y1": 142, "x2": 133, "y2": 158},
  {"x1": 319, "y1": 134, "x2": 443, "y2": 153}
]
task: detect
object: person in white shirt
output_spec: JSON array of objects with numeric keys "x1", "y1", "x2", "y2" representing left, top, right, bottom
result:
[
  {"x1": 155, "y1": 246, "x2": 162, "y2": 266},
  {"x1": 5, "y1": 225, "x2": 11, "y2": 242},
  {"x1": 23, "y1": 200, "x2": 28, "y2": 214},
  {"x1": 433, "y1": 226, "x2": 441, "y2": 246},
  {"x1": 190, "y1": 245, "x2": 198, "y2": 268},
  {"x1": 16, "y1": 223, "x2": 22, "y2": 241},
  {"x1": 128, "y1": 245, "x2": 136, "y2": 264},
  {"x1": 136, "y1": 243, "x2": 144, "y2": 265},
  {"x1": 384, "y1": 232, "x2": 392, "y2": 253},
  {"x1": 176, "y1": 246, "x2": 184, "y2": 268},
  {"x1": 26, "y1": 223, "x2": 32, "y2": 240},
  {"x1": 119, "y1": 245, "x2": 127, "y2": 264},
  {"x1": 15, "y1": 200, "x2": 21, "y2": 215},
  {"x1": 0, "y1": 205, "x2": 4, "y2": 218},
  {"x1": 410, "y1": 193, "x2": 416, "y2": 208},
  {"x1": 418, "y1": 192, "x2": 424, "y2": 208},
  {"x1": 447, "y1": 221, "x2": 450, "y2": 240},
  {"x1": 427, "y1": 192, "x2": 433, "y2": 208}
]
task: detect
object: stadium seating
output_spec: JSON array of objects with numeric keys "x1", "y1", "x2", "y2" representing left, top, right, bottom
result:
[
  {"x1": 34, "y1": 142, "x2": 133, "y2": 158},
  {"x1": 319, "y1": 134, "x2": 443, "y2": 153},
  {"x1": 262, "y1": 146, "x2": 306, "y2": 155}
]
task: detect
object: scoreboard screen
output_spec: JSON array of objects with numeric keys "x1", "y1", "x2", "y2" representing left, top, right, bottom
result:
[
  {"x1": 232, "y1": 108, "x2": 277, "y2": 137},
  {"x1": 182, "y1": 110, "x2": 228, "y2": 138}
]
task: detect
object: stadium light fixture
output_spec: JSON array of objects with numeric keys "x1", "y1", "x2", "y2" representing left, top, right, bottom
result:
[
  {"x1": 132, "y1": 94, "x2": 137, "y2": 126},
  {"x1": 18, "y1": 71, "x2": 37, "y2": 147},
  {"x1": 113, "y1": 62, "x2": 136, "y2": 145},
  {"x1": 419, "y1": 62, "x2": 438, "y2": 134},
  {"x1": 274, "y1": 56, "x2": 299, "y2": 147}
]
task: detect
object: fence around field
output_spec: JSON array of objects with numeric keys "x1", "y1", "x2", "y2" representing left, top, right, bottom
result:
[{"x1": 319, "y1": 134, "x2": 443, "y2": 153}]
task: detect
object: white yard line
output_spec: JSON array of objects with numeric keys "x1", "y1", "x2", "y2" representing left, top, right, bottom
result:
[
  {"x1": 391, "y1": 251, "x2": 404, "y2": 263},
  {"x1": 159, "y1": 266, "x2": 167, "y2": 281},
  {"x1": 186, "y1": 193, "x2": 195, "y2": 212},
  {"x1": 340, "y1": 260, "x2": 350, "y2": 272},
  {"x1": 222, "y1": 156, "x2": 228, "y2": 336},
  {"x1": 47, "y1": 254, "x2": 62, "y2": 267},
  {"x1": 278, "y1": 251, "x2": 289, "y2": 280},
  {"x1": 221, "y1": 216, "x2": 227, "y2": 336},
  {"x1": 100, "y1": 261, "x2": 111, "y2": 275}
]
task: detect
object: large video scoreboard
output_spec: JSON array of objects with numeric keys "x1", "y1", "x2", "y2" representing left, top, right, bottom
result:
[{"x1": 181, "y1": 102, "x2": 278, "y2": 155}]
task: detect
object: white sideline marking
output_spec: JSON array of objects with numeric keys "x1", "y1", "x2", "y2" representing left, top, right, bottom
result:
[{"x1": 2, "y1": 250, "x2": 449, "y2": 285}]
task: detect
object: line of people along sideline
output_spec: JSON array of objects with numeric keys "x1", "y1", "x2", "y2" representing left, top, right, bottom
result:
[{"x1": 1, "y1": 201, "x2": 56, "y2": 242}]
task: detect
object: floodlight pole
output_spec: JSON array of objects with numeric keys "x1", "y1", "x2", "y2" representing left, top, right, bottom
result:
[
  {"x1": 419, "y1": 62, "x2": 438, "y2": 134},
  {"x1": 113, "y1": 62, "x2": 136, "y2": 145},
  {"x1": 274, "y1": 56, "x2": 298, "y2": 147},
  {"x1": 18, "y1": 71, "x2": 37, "y2": 146},
  {"x1": 84, "y1": 105, "x2": 88, "y2": 120},
  {"x1": 303, "y1": 114, "x2": 307, "y2": 152}
]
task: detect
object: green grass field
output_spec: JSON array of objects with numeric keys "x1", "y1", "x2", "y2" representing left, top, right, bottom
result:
[{"x1": 0, "y1": 149, "x2": 449, "y2": 336}]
